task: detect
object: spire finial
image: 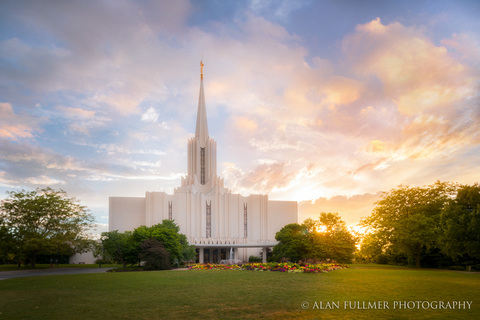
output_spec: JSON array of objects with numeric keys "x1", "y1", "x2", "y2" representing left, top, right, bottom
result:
[{"x1": 200, "y1": 60, "x2": 204, "y2": 80}]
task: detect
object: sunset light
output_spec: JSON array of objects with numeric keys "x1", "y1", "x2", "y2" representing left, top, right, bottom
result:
[{"x1": 0, "y1": 1, "x2": 479, "y2": 234}]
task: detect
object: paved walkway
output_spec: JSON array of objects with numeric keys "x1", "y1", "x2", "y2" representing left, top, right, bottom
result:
[{"x1": 0, "y1": 268, "x2": 113, "y2": 280}]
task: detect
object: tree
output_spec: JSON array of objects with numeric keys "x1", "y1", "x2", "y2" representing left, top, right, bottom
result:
[
  {"x1": 132, "y1": 220, "x2": 195, "y2": 267},
  {"x1": 440, "y1": 184, "x2": 480, "y2": 266},
  {"x1": 361, "y1": 181, "x2": 456, "y2": 268},
  {"x1": 0, "y1": 216, "x2": 15, "y2": 264},
  {"x1": 0, "y1": 188, "x2": 94, "y2": 267},
  {"x1": 272, "y1": 223, "x2": 309, "y2": 262},
  {"x1": 139, "y1": 239, "x2": 171, "y2": 270},
  {"x1": 100, "y1": 230, "x2": 138, "y2": 268},
  {"x1": 316, "y1": 212, "x2": 357, "y2": 263},
  {"x1": 272, "y1": 213, "x2": 357, "y2": 263},
  {"x1": 357, "y1": 232, "x2": 386, "y2": 263}
]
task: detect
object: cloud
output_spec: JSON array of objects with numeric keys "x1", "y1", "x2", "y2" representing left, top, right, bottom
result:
[
  {"x1": 232, "y1": 116, "x2": 258, "y2": 134},
  {"x1": 299, "y1": 193, "x2": 382, "y2": 226},
  {"x1": 222, "y1": 17, "x2": 479, "y2": 200},
  {"x1": 141, "y1": 107, "x2": 159, "y2": 122},
  {"x1": 0, "y1": 1, "x2": 194, "y2": 115},
  {"x1": 24, "y1": 175, "x2": 66, "y2": 186},
  {"x1": 342, "y1": 17, "x2": 475, "y2": 115},
  {"x1": 0, "y1": 102, "x2": 38, "y2": 140},
  {"x1": 56, "y1": 106, "x2": 96, "y2": 119},
  {"x1": 441, "y1": 32, "x2": 480, "y2": 66},
  {"x1": 248, "y1": 0, "x2": 304, "y2": 22},
  {"x1": 1, "y1": 3, "x2": 479, "y2": 230},
  {"x1": 222, "y1": 161, "x2": 297, "y2": 195}
]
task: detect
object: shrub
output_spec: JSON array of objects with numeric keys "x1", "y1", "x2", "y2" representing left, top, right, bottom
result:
[
  {"x1": 248, "y1": 255, "x2": 261, "y2": 263},
  {"x1": 448, "y1": 265, "x2": 465, "y2": 271},
  {"x1": 139, "y1": 239, "x2": 171, "y2": 270}
]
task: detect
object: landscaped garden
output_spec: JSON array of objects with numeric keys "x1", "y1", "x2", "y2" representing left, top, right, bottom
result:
[
  {"x1": 188, "y1": 262, "x2": 346, "y2": 273},
  {"x1": 0, "y1": 264, "x2": 478, "y2": 319}
]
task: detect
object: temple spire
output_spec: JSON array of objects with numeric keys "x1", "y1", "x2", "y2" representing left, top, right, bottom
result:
[{"x1": 195, "y1": 60, "x2": 209, "y2": 146}]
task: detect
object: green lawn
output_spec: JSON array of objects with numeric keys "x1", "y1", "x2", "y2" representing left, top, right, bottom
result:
[{"x1": 0, "y1": 265, "x2": 478, "y2": 319}]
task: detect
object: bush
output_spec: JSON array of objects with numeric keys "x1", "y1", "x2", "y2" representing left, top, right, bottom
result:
[
  {"x1": 448, "y1": 265, "x2": 465, "y2": 271},
  {"x1": 139, "y1": 239, "x2": 171, "y2": 270},
  {"x1": 248, "y1": 255, "x2": 261, "y2": 263},
  {"x1": 95, "y1": 258, "x2": 113, "y2": 265},
  {"x1": 375, "y1": 254, "x2": 388, "y2": 265}
]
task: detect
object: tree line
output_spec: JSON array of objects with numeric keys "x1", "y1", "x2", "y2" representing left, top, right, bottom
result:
[
  {"x1": 2, "y1": 182, "x2": 478, "y2": 270},
  {"x1": 359, "y1": 181, "x2": 480, "y2": 269},
  {"x1": 0, "y1": 187, "x2": 195, "y2": 270}
]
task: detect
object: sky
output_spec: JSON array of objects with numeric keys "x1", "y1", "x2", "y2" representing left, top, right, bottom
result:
[{"x1": 1, "y1": 0, "x2": 479, "y2": 234}]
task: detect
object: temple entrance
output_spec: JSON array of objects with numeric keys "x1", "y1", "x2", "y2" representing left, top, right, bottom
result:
[
  {"x1": 212, "y1": 249, "x2": 218, "y2": 262},
  {"x1": 195, "y1": 247, "x2": 230, "y2": 263},
  {"x1": 196, "y1": 244, "x2": 276, "y2": 263}
]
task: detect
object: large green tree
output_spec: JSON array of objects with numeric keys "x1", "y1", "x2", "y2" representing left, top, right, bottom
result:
[
  {"x1": 0, "y1": 188, "x2": 94, "y2": 267},
  {"x1": 440, "y1": 183, "x2": 480, "y2": 266},
  {"x1": 272, "y1": 213, "x2": 356, "y2": 263},
  {"x1": 132, "y1": 220, "x2": 196, "y2": 267},
  {"x1": 100, "y1": 230, "x2": 138, "y2": 267},
  {"x1": 315, "y1": 212, "x2": 357, "y2": 263},
  {"x1": 361, "y1": 181, "x2": 456, "y2": 268},
  {"x1": 272, "y1": 223, "x2": 309, "y2": 262},
  {"x1": 99, "y1": 220, "x2": 195, "y2": 269}
]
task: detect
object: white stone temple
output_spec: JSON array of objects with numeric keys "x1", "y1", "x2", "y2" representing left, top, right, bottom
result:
[{"x1": 109, "y1": 62, "x2": 297, "y2": 263}]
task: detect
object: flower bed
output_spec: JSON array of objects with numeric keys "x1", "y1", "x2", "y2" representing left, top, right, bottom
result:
[
  {"x1": 242, "y1": 262, "x2": 346, "y2": 273},
  {"x1": 188, "y1": 262, "x2": 346, "y2": 273},
  {"x1": 188, "y1": 263, "x2": 242, "y2": 270}
]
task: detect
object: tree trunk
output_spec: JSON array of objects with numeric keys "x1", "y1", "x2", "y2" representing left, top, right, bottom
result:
[
  {"x1": 415, "y1": 245, "x2": 421, "y2": 269},
  {"x1": 31, "y1": 255, "x2": 36, "y2": 268}
]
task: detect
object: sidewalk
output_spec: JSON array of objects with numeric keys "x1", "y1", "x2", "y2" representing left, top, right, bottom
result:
[{"x1": 0, "y1": 267, "x2": 112, "y2": 280}]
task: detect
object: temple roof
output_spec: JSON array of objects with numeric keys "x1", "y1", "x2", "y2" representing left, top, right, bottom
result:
[{"x1": 195, "y1": 60, "x2": 209, "y2": 147}]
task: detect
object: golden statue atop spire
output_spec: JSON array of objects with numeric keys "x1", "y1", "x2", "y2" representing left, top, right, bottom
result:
[{"x1": 200, "y1": 60, "x2": 204, "y2": 80}]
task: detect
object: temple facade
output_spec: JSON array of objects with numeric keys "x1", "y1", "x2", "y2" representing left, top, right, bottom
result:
[{"x1": 109, "y1": 62, "x2": 297, "y2": 263}]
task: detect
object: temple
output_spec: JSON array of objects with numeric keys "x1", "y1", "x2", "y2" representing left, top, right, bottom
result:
[{"x1": 109, "y1": 62, "x2": 298, "y2": 263}]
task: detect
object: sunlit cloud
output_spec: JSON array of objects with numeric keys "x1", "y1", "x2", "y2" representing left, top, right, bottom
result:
[
  {"x1": 56, "y1": 106, "x2": 96, "y2": 119},
  {"x1": 0, "y1": 102, "x2": 38, "y2": 140},
  {"x1": 1, "y1": 1, "x2": 479, "y2": 232},
  {"x1": 343, "y1": 17, "x2": 475, "y2": 115}
]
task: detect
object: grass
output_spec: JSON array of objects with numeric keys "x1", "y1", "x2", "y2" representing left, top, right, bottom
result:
[{"x1": 0, "y1": 264, "x2": 479, "y2": 319}]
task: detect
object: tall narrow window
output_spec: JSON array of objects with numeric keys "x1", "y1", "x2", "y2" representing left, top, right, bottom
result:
[
  {"x1": 168, "y1": 201, "x2": 172, "y2": 220},
  {"x1": 200, "y1": 147, "x2": 206, "y2": 185},
  {"x1": 243, "y1": 203, "x2": 248, "y2": 238},
  {"x1": 206, "y1": 201, "x2": 211, "y2": 238}
]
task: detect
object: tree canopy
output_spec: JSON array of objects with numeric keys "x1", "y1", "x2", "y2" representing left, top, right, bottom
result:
[
  {"x1": 272, "y1": 212, "x2": 357, "y2": 263},
  {"x1": 360, "y1": 181, "x2": 480, "y2": 269},
  {"x1": 0, "y1": 188, "x2": 94, "y2": 267},
  {"x1": 99, "y1": 230, "x2": 137, "y2": 268},
  {"x1": 440, "y1": 183, "x2": 480, "y2": 264},
  {"x1": 99, "y1": 220, "x2": 196, "y2": 269}
]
